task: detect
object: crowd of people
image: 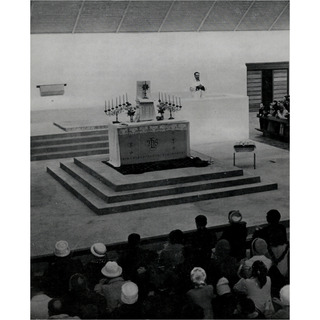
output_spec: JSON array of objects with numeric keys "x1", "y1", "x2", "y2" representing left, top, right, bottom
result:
[
  {"x1": 257, "y1": 95, "x2": 290, "y2": 120},
  {"x1": 31, "y1": 209, "x2": 289, "y2": 319}
]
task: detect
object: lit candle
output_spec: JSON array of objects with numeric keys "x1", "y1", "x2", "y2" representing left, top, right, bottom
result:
[
  {"x1": 116, "y1": 97, "x2": 118, "y2": 106},
  {"x1": 123, "y1": 94, "x2": 125, "y2": 105},
  {"x1": 172, "y1": 95, "x2": 175, "y2": 106},
  {"x1": 126, "y1": 93, "x2": 128, "y2": 102},
  {"x1": 159, "y1": 92, "x2": 160, "y2": 101},
  {"x1": 119, "y1": 96, "x2": 121, "y2": 106},
  {"x1": 165, "y1": 93, "x2": 167, "y2": 103},
  {"x1": 168, "y1": 95, "x2": 171, "y2": 103},
  {"x1": 108, "y1": 100, "x2": 110, "y2": 108},
  {"x1": 161, "y1": 92, "x2": 163, "y2": 102},
  {"x1": 179, "y1": 97, "x2": 181, "y2": 106},
  {"x1": 105, "y1": 100, "x2": 107, "y2": 111},
  {"x1": 112, "y1": 99, "x2": 114, "y2": 108}
]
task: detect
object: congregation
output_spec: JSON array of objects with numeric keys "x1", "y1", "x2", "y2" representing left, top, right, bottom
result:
[{"x1": 31, "y1": 209, "x2": 289, "y2": 319}]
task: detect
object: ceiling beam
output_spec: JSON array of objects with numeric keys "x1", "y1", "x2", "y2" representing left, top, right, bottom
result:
[
  {"x1": 268, "y1": 2, "x2": 289, "y2": 31},
  {"x1": 234, "y1": 0, "x2": 255, "y2": 31},
  {"x1": 116, "y1": 1, "x2": 131, "y2": 33},
  {"x1": 72, "y1": 0, "x2": 86, "y2": 34},
  {"x1": 158, "y1": 0, "x2": 175, "y2": 32},
  {"x1": 197, "y1": 1, "x2": 216, "y2": 32}
]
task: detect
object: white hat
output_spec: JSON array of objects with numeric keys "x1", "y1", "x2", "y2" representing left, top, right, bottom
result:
[
  {"x1": 216, "y1": 277, "x2": 231, "y2": 296},
  {"x1": 101, "y1": 261, "x2": 122, "y2": 278},
  {"x1": 190, "y1": 267, "x2": 206, "y2": 285},
  {"x1": 228, "y1": 210, "x2": 242, "y2": 223},
  {"x1": 54, "y1": 240, "x2": 70, "y2": 257},
  {"x1": 121, "y1": 282, "x2": 139, "y2": 304},
  {"x1": 280, "y1": 285, "x2": 290, "y2": 306},
  {"x1": 90, "y1": 243, "x2": 107, "y2": 258}
]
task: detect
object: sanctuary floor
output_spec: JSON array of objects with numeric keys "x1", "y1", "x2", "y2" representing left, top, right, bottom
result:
[{"x1": 30, "y1": 109, "x2": 289, "y2": 257}]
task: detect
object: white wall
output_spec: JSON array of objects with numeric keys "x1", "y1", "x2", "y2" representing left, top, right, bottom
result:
[{"x1": 31, "y1": 31, "x2": 289, "y2": 111}]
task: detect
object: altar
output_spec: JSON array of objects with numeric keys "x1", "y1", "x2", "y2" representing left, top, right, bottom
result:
[{"x1": 108, "y1": 120, "x2": 191, "y2": 167}]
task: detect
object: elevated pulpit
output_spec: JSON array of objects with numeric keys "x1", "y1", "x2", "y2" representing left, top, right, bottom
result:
[{"x1": 135, "y1": 81, "x2": 156, "y2": 121}]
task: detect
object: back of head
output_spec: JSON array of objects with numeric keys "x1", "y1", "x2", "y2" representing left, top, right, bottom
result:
[
  {"x1": 215, "y1": 239, "x2": 231, "y2": 257},
  {"x1": 280, "y1": 285, "x2": 290, "y2": 306},
  {"x1": 251, "y1": 238, "x2": 268, "y2": 256},
  {"x1": 168, "y1": 229, "x2": 184, "y2": 244},
  {"x1": 190, "y1": 267, "x2": 207, "y2": 286},
  {"x1": 228, "y1": 210, "x2": 243, "y2": 224},
  {"x1": 128, "y1": 233, "x2": 141, "y2": 247},
  {"x1": 195, "y1": 215, "x2": 207, "y2": 228},
  {"x1": 251, "y1": 260, "x2": 268, "y2": 288},
  {"x1": 121, "y1": 281, "x2": 139, "y2": 304},
  {"x1": 48, "y1": 298, "x2": 63, "y2": 316},
  {"x1": 266, "y1": 209, "x2": 281, "y2": 224},
  {"x1": 69, "y1": 273, "x2": 88, "y2": 293}
]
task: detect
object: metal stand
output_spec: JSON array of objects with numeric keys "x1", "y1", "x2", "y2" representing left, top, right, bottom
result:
[{"x1": 233, "y1": 152, "x2": 256, "y2": 169}]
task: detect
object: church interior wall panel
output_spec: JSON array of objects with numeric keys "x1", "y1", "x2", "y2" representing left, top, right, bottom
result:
[{"x1": 31, "y1": 30, "x2": 289, "y2": 111}]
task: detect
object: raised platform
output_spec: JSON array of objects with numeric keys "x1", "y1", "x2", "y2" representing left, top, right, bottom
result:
[
  {"x1": 47, "y1": 151, "x2": 278, "y2": 215},
  {"x1": 53, "y1": 120, "x2": 108, "y2": 132}
]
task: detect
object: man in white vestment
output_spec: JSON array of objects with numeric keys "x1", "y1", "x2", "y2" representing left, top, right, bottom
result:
[{"x1": 190, "y1": 72, "x2": 206, "y2": 98}]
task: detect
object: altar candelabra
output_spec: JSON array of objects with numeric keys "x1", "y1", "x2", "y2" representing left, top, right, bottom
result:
[
  {"x1": 157, "y1": 92, "x2": 182, "y2": 120},
  {"x1": 104, "y1": 93, "x2": 131, "y2": 123}
]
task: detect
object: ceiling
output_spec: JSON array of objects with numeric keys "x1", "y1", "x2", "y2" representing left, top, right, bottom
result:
[{"x1": 31, "y1": 0, "x2": 289, "y2": 34}]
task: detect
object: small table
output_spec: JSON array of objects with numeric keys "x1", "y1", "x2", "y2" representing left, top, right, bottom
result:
[{"x1": 233, "y1": 142, "x2": 256, "y2": 169}]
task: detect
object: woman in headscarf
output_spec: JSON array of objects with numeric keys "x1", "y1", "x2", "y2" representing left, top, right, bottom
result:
[{"x1": 186, "y1": 267, "x2": 214, "y2": 319}]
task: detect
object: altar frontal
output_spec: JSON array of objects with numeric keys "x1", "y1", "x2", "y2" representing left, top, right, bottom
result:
[{"x1": 108, "y1": 121, "x2": 190, "y2": 167}]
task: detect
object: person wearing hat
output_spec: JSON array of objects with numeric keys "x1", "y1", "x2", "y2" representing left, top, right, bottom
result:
[
  {"x1": 220, "y1": 210, "x2": 248, "y2": 261},
  {"x1": 187, "y1": 267, "x2": 214, "y2": 319},
  {"x1": 212, "y1": 277, "x2": 237, "y2": 319},
  {"x1": 240, "y1": 238, "x2": 272, "y2": 278},
  {"x1": 111, "y1": 281, "x2": 142, "y2": 319},
  {"x1": 84, "y1": 242, "x2": 108, "y2": 289},
  {"x1": 44, "y1": 240, "x2": 84, "y2": 297},
  {"x1": 94, "y1": 261, "x2": 126, "y2": 313},
  {"x1": 61, "y1": 273, "x2": 107, "y2": 319},
  {"x1": 271, "y1": 284, "x2": 289, "y2": 319}
]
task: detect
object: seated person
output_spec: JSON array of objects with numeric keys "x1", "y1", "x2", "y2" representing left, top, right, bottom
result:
[{"x1": 276, "y1": 103, "x2": 289, "y2": 119}]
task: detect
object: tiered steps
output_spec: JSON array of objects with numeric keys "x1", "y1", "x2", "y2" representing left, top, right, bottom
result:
[
  {"x1": 31, "y1": 129, "x2": 108, "y2": 161},
  {"x1": 47, "y1": 155, "x2": 278, "y2": 215}
]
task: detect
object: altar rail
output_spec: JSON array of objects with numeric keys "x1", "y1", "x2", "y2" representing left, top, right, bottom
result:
[
  {"x1": 31, "y1": 219, "x2": 289, "y2": 269},
  {"x1": 256, "y1": 116, "x2": 289, "y2": 141}
]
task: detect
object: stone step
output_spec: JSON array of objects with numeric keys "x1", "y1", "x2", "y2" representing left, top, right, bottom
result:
[
  {"x1": 59, "y1": 160, "x2": 262, "y2": 203},
  {"x1": 73, "y1": 156, "x2": 244, "y2": 191},
  {"x1": 47, "y1": 165, "x2": 278, "y2": 215},
  {"x1": 31, "y1": 141, "x2": 109, "y2": 155},
  {"x1": 31, "y1": 134, "x2": 108, "y2": 147},
  {"x1": 31, "y1": 129, "x2": 108, "y2": 141},
  {"x1": 31, "y1": 148, "x2": 108, "y2": 161}
]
